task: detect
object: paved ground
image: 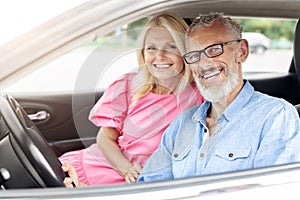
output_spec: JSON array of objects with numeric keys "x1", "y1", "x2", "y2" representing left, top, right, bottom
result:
[{"x1": 243, "y1": 49, "x2": 293, "y2": 72}]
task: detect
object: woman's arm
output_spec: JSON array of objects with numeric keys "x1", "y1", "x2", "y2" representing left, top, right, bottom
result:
[{"x1": 97, "y1": 127, "x2": 142, "y2": 183}]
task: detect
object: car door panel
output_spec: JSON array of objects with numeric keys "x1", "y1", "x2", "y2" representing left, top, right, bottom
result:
[{"x1": 10, "y1": 91, "x2": 103, "y2": 156}]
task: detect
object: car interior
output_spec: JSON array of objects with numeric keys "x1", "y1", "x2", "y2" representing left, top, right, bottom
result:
[{"x1": 0, "y1": 1, "x2": 300, "y2": 190}]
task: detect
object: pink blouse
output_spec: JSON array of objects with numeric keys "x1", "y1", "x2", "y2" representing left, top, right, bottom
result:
[
  {"x1": 89, "y1": 72, "x2": 204, "y2": 166},
  {"x1": 59, "y1": 72, "x2": 204, "y2": 185}
]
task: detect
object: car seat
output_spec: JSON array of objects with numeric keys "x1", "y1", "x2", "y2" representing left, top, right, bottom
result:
[
  {"x1": 293, "y1": 18, "x2": 300, "y2": 116},
  {"x1": 295, "y1": 104, "x2": 300, "y2": 117}
]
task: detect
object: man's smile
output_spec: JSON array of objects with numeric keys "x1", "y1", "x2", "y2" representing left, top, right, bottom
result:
[{"x1": 200, "y1": 67, "x2": 223, "y2": 81}]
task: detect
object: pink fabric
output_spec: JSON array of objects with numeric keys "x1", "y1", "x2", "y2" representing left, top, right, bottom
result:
[{"x1": 59, "y1": 72, "x2": 204, "y2": 186}]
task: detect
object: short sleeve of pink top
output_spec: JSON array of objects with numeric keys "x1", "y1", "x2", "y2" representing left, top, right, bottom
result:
[{"x1": 89, "y1": 72, "x2": 204, "y2": 165}]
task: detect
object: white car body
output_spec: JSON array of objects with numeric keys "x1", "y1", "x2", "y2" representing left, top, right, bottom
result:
[
  {"x1": 0, "y1": 0, "x2": 300, "y2": 199},
  {"x1": 243, "y1": 32, "x2": 271, "y2": 54}
]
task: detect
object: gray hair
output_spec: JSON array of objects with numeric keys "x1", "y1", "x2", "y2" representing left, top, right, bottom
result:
[{"x1": 187, "y1": 12, "x2": 243, "y2": 39}]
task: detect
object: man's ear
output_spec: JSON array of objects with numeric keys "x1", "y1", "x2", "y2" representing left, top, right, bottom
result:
[{"x1": 238, "y1": 39, "x2": 249, "y2": 63}]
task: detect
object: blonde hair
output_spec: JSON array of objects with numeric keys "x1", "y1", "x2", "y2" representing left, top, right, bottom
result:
[{"x1": 132, "y1": 12, "x2": 191, "y2": 104}]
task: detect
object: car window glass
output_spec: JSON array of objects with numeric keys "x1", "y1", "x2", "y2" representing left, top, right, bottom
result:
[
  {"x1": 3, "y1": 17, "x2": 296, "y2": 93},
  {"x1": 3, "y1": 18, "x2": 147, "y2": 93},
  {"x1": 236, "y1": 17, "x2": 296, "y2": 74}
]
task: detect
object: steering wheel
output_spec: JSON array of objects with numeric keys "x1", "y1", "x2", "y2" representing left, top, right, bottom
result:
[{"x1": 0, "y1": 93, "x2": 65, "y2": 188}]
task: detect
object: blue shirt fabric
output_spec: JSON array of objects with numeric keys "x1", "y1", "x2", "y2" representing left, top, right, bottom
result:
[{"x1": 138, "y1": 81, "x2": 300, "y2": 182}]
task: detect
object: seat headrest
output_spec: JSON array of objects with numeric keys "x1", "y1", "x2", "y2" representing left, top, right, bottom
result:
[
  {"x1": 295, "y1": 104, "x2": 300, "y2": 117},
  {"x1": 293, "y1": 18, "x2": 300, "y2": 83}
]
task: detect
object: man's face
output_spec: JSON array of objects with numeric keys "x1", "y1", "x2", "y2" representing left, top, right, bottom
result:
[{"x1": 186, "y1": 21, "x2": 248, "y2": 102}]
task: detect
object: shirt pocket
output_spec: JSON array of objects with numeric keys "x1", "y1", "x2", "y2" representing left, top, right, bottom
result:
[
  {"x1": 214, "y1": 146, "x2": 251, "y2": 161},
  {"x1": 207, "y1": 145, "x2": 252, "y2": 173},
  {"x1": 172, "y1": 148, "x2": 195, "y2": 178}
]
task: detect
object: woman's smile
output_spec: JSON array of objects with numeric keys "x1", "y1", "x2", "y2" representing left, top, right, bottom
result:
[{"x1": 153, "y1": 64, "x2": 173, "y2": 69}]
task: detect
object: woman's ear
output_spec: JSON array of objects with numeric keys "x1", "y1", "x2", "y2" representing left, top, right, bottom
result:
[{"x1": 238, "y1": 39, "x2": 249, "y2": 63}]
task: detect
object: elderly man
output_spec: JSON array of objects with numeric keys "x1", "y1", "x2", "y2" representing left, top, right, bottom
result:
[{"x1": 137, "y1": 12, "x2": 300, "y2": 182}]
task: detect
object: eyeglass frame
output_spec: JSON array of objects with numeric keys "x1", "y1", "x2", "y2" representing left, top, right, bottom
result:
[{"x1": 183, "y1": 39, "x2": 242, "y2": 64}]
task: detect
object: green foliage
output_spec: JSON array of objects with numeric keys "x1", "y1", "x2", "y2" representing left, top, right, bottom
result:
[
  {"x1": 85, "y1": 17, "x2": 148, "y2": 48},
  {"x1": 90, "y1": 17, "x2": 297, "y2": 49},
  {"x1": 126, "y1": 17, "x2": 148, "y2": 40},
  {"x1": 236, "y1": 18, "x2": 297, "y2": 41}
]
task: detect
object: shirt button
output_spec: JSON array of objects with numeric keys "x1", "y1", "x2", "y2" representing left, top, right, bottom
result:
[
  {"x1": 200, "y1": 153, "x2": 205, "y2": 158},
  {"x1": 228, "y1": 153, "x2": 233, "y2": 157},
  {"x1": 174, "y1": 153, "x2": 179, "y2": 158},
  {"x1": 204, "y1": 128, "x2": 208, "y2": 133}
]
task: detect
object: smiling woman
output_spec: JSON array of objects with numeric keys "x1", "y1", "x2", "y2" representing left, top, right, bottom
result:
[{"x1": 59, "y1": 12, "x2": 204, "y2": 187}]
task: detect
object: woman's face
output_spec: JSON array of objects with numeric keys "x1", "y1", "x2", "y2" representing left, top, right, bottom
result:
[{"x1": 143, "y1": 26, "x2": 184, "y2": 82}]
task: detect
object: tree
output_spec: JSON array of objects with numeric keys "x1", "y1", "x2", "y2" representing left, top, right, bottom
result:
[{"x1": 237, "y1": 18, "x2": 297, "y2": 41}]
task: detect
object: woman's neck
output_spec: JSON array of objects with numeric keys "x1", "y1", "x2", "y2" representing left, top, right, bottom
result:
[
  {"x1": 153, "y1": 84, "x2": 174, "y2": 94},
  {"x1": 153, "y1": 76, "x2": 182, "y2": 95}
]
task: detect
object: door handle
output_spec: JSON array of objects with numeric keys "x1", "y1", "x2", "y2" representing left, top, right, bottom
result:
[{"x1": 28, "y1": 111, "x2": 50, "y2": 121}]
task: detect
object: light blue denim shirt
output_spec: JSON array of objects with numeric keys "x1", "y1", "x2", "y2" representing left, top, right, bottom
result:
[{"x1": 138, "y1": 81, "x2": 300, "y2": 182}]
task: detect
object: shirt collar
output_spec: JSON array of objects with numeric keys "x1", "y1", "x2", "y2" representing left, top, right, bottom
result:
[
  {"x1": 192, "y1": 80, "x2": 255, "y2": 122},
  {"x1": 223, "y1": 80, "x2": 254, "y2": 121}
]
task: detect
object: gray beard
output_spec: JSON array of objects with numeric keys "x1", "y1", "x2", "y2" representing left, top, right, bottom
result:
[{"x1": 194, "y1": 67, "x2": 240, "y2": 102}]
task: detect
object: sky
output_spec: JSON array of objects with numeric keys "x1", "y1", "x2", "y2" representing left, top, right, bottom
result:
[{"x1": 0, "y1": 0, "x2": 88, "y2": 46}]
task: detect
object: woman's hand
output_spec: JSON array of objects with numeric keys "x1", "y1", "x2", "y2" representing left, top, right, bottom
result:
[
  {"x1": 97, "y1": 128, "x2": 143, "y2": 184},
  {"x1": 123, "y1": 164, "x2": 142, "y2": 183},
  {"x1": 61, "y1": 162, "x2": 86, "y2": 188}
]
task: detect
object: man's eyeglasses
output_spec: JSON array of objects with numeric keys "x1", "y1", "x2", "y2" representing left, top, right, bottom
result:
[{"x1": 183, "y1": 39, "x2": 242, "y2": 64}]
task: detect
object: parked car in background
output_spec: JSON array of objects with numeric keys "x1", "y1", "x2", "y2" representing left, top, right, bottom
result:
[
  {"x1": 0, "y1": 0, "x2": 300, "y2": 199},
  {"x1": 243, "y1": 32, "x2": 271, "y2": 54}
]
